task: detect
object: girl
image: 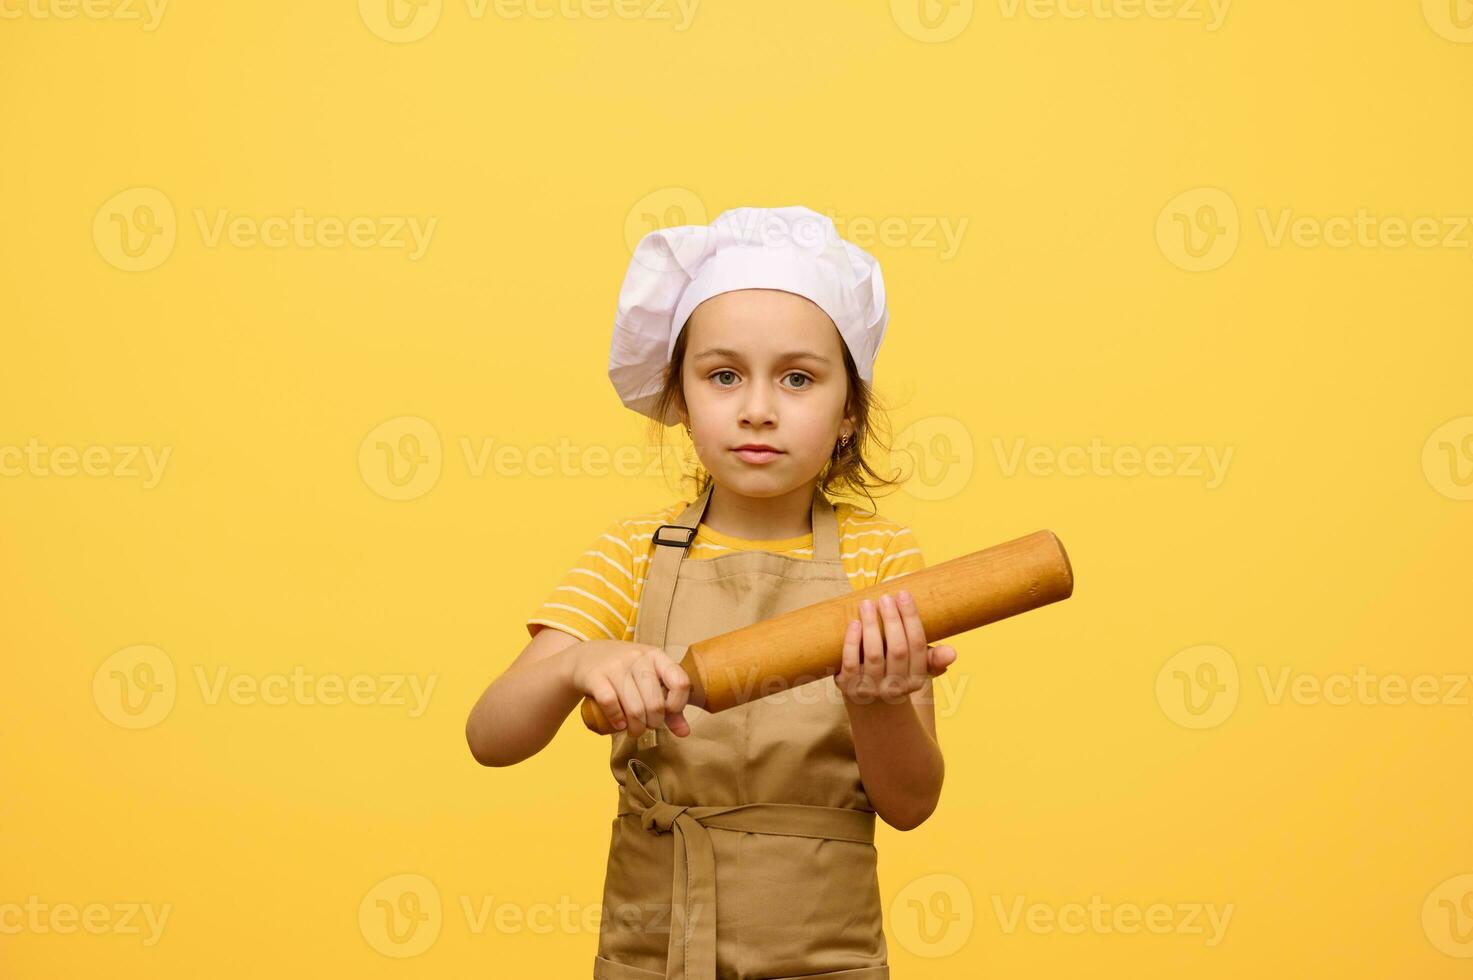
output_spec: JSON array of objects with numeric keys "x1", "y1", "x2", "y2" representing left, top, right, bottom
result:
[{"x1": 466, "y1": 205, "x2": 957, "y2": 980}]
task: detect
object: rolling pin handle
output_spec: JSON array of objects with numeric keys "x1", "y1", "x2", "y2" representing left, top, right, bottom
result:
[{"x1": 580, "y1": 697, "x2": 611, "y2": 735}]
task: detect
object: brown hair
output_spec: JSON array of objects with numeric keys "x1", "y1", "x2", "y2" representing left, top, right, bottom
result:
[{"x1": 644, "y1": 321, "x2": 907, "y2": 516}]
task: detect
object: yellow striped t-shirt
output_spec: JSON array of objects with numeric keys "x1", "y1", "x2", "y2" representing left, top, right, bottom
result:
[{"x1": 526, "y1": 498, "x2": 926, "y2": 643}]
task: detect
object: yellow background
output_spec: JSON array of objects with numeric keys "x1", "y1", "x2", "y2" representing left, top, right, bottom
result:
[{"x1": 3, "y1": 0, "x2": 1471, "y2": 975}]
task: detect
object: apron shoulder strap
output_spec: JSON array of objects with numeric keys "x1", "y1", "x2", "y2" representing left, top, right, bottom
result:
[
  {"x1": 810, "y1": 488, "x2": 841, "y2": 563},
  {"x1": 635, "y1": 484, "x2": 714, "y2": 649}
]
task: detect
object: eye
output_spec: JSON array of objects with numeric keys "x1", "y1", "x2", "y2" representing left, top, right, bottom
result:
[
  {"x1": 785, "y1": 372, "x2": 813, "y2": 390},
  {"x1": 710, "y1": 369, "x2": 739, "y2": 387}
]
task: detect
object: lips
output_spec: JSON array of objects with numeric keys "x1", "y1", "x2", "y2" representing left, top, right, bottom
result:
[{"x1": 733, "y1": 446, "x2": 784, "y2": 464}]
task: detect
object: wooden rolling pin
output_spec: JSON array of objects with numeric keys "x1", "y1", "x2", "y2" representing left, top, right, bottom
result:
[{"x1": 579, "y1": 528, "x2": 1074, "y2": 735}]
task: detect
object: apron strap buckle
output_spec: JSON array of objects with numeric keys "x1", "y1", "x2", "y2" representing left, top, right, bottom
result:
[{"x1": 651, "y1": 524, "x2": 697, "y2": 549}]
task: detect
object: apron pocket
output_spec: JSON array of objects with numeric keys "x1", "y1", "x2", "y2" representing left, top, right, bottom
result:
[
  {"x1": 597, "y1": 817, "x2": 681, "y2": 973},
  {"x1": 724, "y1": 831, "x2": 888, "y2": 978}
]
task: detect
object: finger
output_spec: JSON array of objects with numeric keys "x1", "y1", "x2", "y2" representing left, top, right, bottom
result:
[
  {"x1": 652, "y1": 652, "x2": 690, "y2": 714},
  {"x1": 897, "y1": 590, "x2": 928, "y2": 685},
  {"x1": 839, "y1": 618, "x2": 862, "y2": 681},
  {"x1": 928, "y1": 644, "x2": 956, "y2": 676},
  {"x1": 876, "y1": 593, "x2": 909, "y2": 680},
  {"x1": 652, "y1": 653, "x2": 691, "y2": 736},
  {"x1": 591, "y1": 678, "x2": 626, "y2": 731},
  {"x1": 633, "y1": 661, "x2": 667, "y2": 730},
  {"x1": 860, "y1": 598, "x2": 885, "y2": 680},
  {"x1": 619, "y1": 672, "x2": 649, "y2": 737}
]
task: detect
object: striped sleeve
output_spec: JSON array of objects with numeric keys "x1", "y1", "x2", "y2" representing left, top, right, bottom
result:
[
  {"x1": 876, "y1": 523, "x2": 925, "y2": 583},
  {"x1": 525, "y1": 519, "x2": 639, "y2": 642}
]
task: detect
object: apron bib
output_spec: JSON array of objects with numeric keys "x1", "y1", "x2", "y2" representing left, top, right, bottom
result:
[{"x1": 593, "y1": 484, "x2": 889, "y2": 980}]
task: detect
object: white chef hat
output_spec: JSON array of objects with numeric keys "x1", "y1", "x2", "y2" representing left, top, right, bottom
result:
[{"x1": 609, "y1": 205, "x2": 890, "y2": 425}]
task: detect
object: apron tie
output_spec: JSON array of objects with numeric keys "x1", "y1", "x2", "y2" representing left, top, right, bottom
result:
[
  {"x1": 620, "y1": 758, "x2": 877, "y2": 980},
  {"x1": 639, "y1": 800, "x2": 691, "y2": 834},
  {"x1": 623, "y1": 758, "x2": 719, "y2": 980}
]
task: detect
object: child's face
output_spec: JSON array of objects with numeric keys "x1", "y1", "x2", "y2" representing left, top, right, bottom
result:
[{"x1": 678, "y1": 288, "x2": 853, "y2": 498}]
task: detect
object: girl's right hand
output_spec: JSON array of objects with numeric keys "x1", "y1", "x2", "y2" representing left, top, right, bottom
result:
[{"x1": 565, "y1": 640, "x2": 692, "y2": 739}]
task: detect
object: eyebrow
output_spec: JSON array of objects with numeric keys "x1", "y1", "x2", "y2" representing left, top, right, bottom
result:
[{"x1": 693, "y1": 347, "x2": 833, "y2": 364}]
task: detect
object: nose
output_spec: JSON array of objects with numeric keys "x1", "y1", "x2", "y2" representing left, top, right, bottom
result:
[{"x1": 739, "y1": 382, "x2": 778, "y2": 428}]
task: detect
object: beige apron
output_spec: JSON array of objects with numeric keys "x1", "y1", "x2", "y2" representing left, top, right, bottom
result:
[{"x1": 593, "y1": 484, "x2": 889, "y2": 980}]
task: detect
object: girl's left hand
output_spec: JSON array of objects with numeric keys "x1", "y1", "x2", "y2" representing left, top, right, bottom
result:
[{"x1": 835, "y1": 589, "x2": 957, "y2": 706}]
